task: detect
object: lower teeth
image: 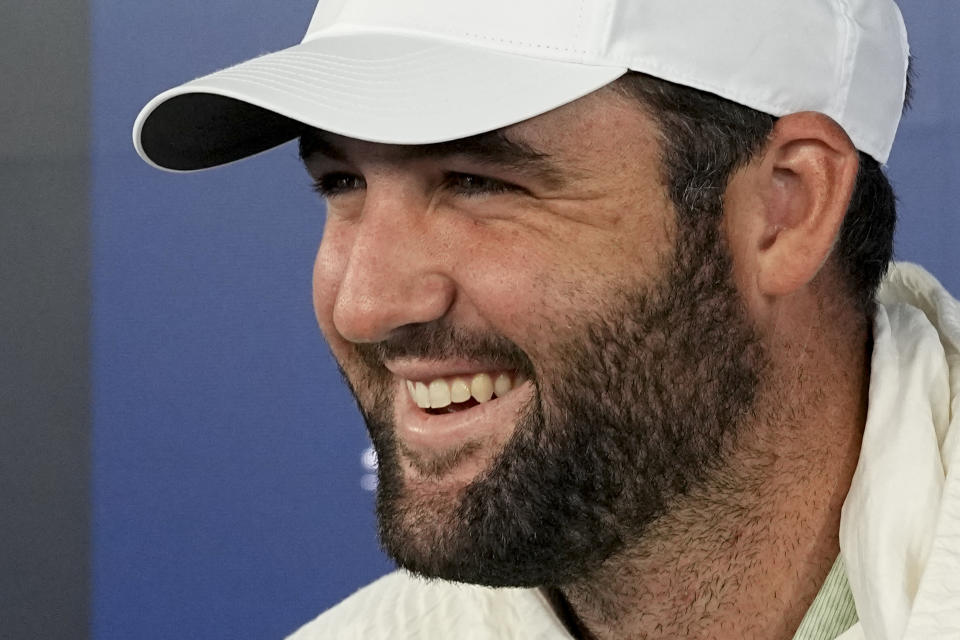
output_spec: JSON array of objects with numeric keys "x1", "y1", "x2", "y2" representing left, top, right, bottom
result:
[{"x1": 425, "y1": 398, "x2": 481, "y2": 415}]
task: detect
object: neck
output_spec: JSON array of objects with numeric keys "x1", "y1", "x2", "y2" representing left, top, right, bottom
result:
[{"x1": 552, "y1": 313, "x2": 870, "y2": 640}]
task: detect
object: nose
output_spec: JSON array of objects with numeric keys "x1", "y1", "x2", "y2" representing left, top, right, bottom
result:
[{"x1": 322, "y1": 191, "x2": 456, "y2": 344}]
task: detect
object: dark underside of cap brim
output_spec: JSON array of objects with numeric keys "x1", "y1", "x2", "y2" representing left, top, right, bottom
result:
[{"x1": 140, "y1": 93, "x2": 305, "y2": 171}]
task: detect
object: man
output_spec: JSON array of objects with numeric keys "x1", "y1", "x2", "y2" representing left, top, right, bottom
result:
[{"x1": 134, "y1": 1, "x2": 960, "y2": 638}]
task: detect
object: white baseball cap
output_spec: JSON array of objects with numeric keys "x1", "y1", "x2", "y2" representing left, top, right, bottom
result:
[{"x1": 133, "y1": 0, "x2": 909, "y2": 171}]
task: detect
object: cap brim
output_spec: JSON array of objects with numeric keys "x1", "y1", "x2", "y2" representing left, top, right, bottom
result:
[{"x1": 133, "y1": 32, "x2": 627, "y2": 172}]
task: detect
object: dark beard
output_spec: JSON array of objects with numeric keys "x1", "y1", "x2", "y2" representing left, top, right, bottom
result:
[{"x1": 342, "y1": 215, "x2": 766, "y2": 588}]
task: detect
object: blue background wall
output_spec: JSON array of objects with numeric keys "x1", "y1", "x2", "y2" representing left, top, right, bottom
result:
[
  {"x1": 91, "y1": 2, "x2": 391, "y2": 639},
  {"x1": 90, "y1": 2, "x2": 960, "y2": 639}
]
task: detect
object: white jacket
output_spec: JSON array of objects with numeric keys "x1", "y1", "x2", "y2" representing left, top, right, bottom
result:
[
  {"x1": 290, "y1": 262, "x2": 960, "y2": 640},
  {"x1": 839, "y1": 262, "x2": 960, "y2": 640}
]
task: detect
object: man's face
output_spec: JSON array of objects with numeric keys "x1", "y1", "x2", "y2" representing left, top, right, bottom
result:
[{"x1": 306, "y1": 89, "x2": 765, "y2": 586}]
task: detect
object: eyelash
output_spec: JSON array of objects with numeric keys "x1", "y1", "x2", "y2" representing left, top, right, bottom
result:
[
  {"x1": 311, "y1": 173, "x2": 364, "y2": 198},
  {"x1": 445, "y1": 173, "x2": 516, "y2": 197},
  {"x1": 311, "y1": 172, "x2": 520, "y2": 199}
]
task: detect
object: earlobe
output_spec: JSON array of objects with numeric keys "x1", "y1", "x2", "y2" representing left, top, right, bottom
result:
[{"x1": 753, "y1": 112, "x2": 859, "y2": 298}]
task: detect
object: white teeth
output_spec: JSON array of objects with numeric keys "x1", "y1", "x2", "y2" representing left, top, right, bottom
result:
[
  {"x1": 404, "y1": 372, "x2": 522, "y2": 409},
  {"x1": 493, "y1": 373, "x2": 513, "y2": 398},
  {"x1": 450, "y1": 378, "x2": 471, "y2": 403},
  {"x1": 429, "y1": 379, "x2": 451, "y2": 408},
  {"x1": 471, "y1": 373, "x2": 494, "y2": 403},
  {"x1": 414, "y1": 381, "x2": 431, "y2": 409}
]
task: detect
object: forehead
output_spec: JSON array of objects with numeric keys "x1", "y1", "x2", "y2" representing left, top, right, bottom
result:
[
  {"x1": 300, "y1": 127, "x2": 547, "y2": 168},
  {"x1": 299, "y1": 86, "x2": 661, "y2": 172}
]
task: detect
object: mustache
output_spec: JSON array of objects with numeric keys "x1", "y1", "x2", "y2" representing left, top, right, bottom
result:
[{"x1": 353, "y1": 321, "x2": 535, "y2": 377}]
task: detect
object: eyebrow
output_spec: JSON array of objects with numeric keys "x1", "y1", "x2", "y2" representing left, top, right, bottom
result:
[{"x1": 298, "y1": 127, "x2": 567, "y2": 188}]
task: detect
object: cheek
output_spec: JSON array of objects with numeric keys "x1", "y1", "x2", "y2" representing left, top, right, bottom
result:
[{"x1": 449, "y1": 238, "x2": 584, "y2": 361}]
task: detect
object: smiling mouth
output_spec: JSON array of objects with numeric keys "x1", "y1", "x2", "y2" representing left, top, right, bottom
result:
[
  {"x1": 389, "y1": 366, "x2": 535, "y2": 468},
  {"x1": 403, "y1": 371, "x2": 527, "y2": 415}
]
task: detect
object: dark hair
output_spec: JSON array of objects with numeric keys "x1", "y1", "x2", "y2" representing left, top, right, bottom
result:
[{"x1": 615, "y1": 67, "x2": 913, "y2": 314}]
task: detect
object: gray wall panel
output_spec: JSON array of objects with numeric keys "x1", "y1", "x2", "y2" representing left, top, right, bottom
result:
[{"x1": 0, "y1": 2, "x2": 91, "y2": 639}]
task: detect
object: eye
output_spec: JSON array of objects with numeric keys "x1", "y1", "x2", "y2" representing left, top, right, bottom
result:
[
  {"x1": 311, "y1": 172, "x2": 365, "y2": 198},
  {"x1": 444, "y1": 172, "x2": 520, "y2": 198}
]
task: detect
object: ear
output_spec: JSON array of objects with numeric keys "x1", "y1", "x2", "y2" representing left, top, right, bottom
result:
[{"x1": 728, "y1": 112, "x2": 859, "y2": 300}]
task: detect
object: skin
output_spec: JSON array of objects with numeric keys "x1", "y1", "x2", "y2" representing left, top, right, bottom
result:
[
  {"x1": 310, "y1": 89, "x2": 677, "y2": 487},
  {"x1": 305, "y1": 88, "x2": 867, "y2": 639}
]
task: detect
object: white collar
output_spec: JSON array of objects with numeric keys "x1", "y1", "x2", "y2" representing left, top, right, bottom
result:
[{"x1": 840, "y1": 262, "x2": 960, "y2": 640}]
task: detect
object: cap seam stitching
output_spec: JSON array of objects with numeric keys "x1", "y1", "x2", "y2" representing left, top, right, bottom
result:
[
  {"x1": 459, "y1": 30, "x2": 587, "y2": 56},
  {"x1": 574, "y1": 0, "x2": 585, "y2": 61},
  {"x1": 832, "y1": 0, "x2": 857, "y2": 126},
  {"x1": 600, "y1": 0, "x2": 616, "y2": 59}
]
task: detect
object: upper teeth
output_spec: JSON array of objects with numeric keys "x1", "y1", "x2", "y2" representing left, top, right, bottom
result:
[{"x1": 405, "y1": 372, "x2": 521, "y2": 409}]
